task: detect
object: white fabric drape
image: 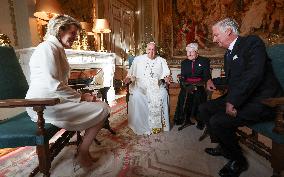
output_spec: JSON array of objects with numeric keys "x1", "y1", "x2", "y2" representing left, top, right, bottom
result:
[{"x1": 127, "y1": 54, "x2": 170, "y2": 135}]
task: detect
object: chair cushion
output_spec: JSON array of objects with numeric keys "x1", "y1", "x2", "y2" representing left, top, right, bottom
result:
[
  {"x1": 0, "y1": 112, "x2": 60, "y2": 148},
  {"x1": 267, "y1": 44, "x2": 284, "y2": 90},
  {"x1": 248, "y1": 121, "x2": 284, "y2": 144},
  {"x1": 0, "y1": 46, "x2": 29, "y2": 99}
]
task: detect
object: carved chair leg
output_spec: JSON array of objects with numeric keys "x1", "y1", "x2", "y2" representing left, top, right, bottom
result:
[
  {"x1": 36, "y1": 143, "x2": 51, "y2": 177},
  {"x1": 271, "y1": 142, "x2": 284, "y2": 177}
]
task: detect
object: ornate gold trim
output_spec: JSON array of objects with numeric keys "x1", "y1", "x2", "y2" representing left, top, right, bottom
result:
[
  {"x1": 8, "y1": 0, "x2": 18, "y2": 46},
  {"x1": 0, "y1": 34, "x2": 12, "y2": 47}
]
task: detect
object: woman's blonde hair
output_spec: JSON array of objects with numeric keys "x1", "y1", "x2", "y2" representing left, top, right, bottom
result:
[{"x1": 44, "y1": 14, "x2": 81, "y2": 40}]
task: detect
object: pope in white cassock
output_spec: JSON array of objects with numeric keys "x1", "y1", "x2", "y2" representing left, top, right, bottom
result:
[{"x1": 124, "y1": 42, "x2": 171, "y2": 135}]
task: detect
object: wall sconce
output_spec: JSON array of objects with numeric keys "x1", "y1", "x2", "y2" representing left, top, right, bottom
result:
[
  {"x1": 92, "y1": 19, "x2": 111, "y2": 52},
  {"x1": 34, "y1": 0, "x2": 62, "y2": 20}
]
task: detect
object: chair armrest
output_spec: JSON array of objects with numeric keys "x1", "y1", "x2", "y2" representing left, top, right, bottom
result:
[
  {"x1": 0, "y1": 98, "x2": 60, "y2": 137},
  {"x1": 0, "y1": 98, "x2": 60, "y2": 108},
  {"x1": 261, "y1": 97, "x2": 284, "y2": 107}
]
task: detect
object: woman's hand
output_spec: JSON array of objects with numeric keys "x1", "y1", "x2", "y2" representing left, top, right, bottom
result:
[{"x1": 81, "y1": 93, "x2": 96, "y2": 102}]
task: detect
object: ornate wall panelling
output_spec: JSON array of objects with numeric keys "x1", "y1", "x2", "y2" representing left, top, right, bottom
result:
[
  {"x1": 158, "y1": 0, "x2": 172, "y2": 59},
  {"x1": 108, "y1": 0, "x2": 135, "y2": 67}
]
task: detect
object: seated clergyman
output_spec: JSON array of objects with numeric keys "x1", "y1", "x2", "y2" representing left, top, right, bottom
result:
[
  {"x1": 124, "y1": 42, "x2": 171, "y2": 135},
  {"x1": 174, "y1": 43, "x2": 210, "y2": 131}
]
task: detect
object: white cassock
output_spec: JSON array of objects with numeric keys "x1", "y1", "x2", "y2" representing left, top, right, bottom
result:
[
  {"x1": 127, "y1": 54, "x2": 171, "y2": 135},
  {"x1": 25, "y1": 35, "x2": 110, "y2": 131}
]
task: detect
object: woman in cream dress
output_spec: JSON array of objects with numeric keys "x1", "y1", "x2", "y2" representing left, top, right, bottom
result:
[{"x1": 25, "y1": 15, "x2": 110, "y2": 169}]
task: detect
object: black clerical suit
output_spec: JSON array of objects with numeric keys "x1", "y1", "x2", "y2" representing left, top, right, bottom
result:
[
  {"x1": 199, "y1": 35, "x2": 284, "y2": 161},
  {"x1": 174, "y1": 56, "x2": 210, "y2": 126}
]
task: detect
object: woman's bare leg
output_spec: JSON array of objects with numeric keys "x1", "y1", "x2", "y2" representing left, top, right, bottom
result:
[{"x1": 77, "y1": 118, "x2": 105, "y2": 168}]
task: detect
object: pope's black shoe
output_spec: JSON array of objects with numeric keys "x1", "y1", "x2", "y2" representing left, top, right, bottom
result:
[
  {"x1": 204, "y1": 145, "x2": 224, "y2": 156},
  {"x1": 218, "y1": 159, "x2": 248, "y2": 177}
]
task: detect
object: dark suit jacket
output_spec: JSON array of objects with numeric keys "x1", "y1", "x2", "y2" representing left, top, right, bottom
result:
[
  {"x1": 180, "y1": 56, "x2": 211, "y2": 82},
  {"x1": 213, "y1": 35, "x2": 283, "y2": 109}
]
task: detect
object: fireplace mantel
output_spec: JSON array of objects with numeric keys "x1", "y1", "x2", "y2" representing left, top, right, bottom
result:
[{"x1": 16, "y1": 48, "x2": 116, "y2": 103}]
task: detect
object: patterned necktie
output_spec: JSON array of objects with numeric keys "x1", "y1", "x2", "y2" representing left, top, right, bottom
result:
[
  {"x1": 225, "y1": 49, "x2": 232, "y2": 76},
  {"x1": 225, "y1": 49, "x2": 232, "y2": 61}
]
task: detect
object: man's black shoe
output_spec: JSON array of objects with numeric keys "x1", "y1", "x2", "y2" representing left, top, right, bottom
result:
[
  {"x1": 204, "y1": 145, "x2": 224, "y2": 156},
  {"x1": 196, "y1": 121, "x2": 205, "y2": 130},
  {"x1": 218, "y1": 159, "x2": 248, "y2": 177},
  {"x1": 178, "y1": 121, "x2": 195, "y2": 131},
  {"x1": 174, "y1": 119, "x2": 183, "y2": 125}
]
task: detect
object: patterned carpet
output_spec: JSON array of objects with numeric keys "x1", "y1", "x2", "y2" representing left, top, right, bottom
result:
[{"x1": 0, "y1": 97, "x2": 274, "y2": 177}]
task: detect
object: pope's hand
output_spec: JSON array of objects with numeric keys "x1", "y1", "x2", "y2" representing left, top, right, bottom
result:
[
  {"x1": 123, "y1": 77, "x2": 131, "y2": 84},
  {"x1": 164, "y1": 76, "x2": 172, "y2": 84}
]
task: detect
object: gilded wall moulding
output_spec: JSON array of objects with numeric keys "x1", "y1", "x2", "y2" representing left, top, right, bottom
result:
[
  {"x1": 8, "y1": 0, "x2": 18, "y2": 46},
  {"x1": 0, "y1": 34, "x2": 12, "y2": 47}
]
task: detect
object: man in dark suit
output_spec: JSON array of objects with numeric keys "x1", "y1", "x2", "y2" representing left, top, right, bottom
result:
[
  {"x1": 174, "y1": 43, "x2": 210, "y2": 131},
  {"x1": 199, "y1": 18, "x2": 283, "y2": 177}
]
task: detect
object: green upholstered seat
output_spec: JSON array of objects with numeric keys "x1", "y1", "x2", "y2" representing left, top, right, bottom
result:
[
  {"x1": 0, "y1": 46, "x2": 59, "y2": 148},
  {"x1": 247, "y1": 44, "x2": 284, "y2": 144},
  {"x1": 268, "y1": 44, "x2": 284, "y2": 90},
  {"x1": 250, "y1": 122, "x2": 284, "y2": 144},
  {"x1": 0, "y1": 112, "x2": 59, "y2": 148}
]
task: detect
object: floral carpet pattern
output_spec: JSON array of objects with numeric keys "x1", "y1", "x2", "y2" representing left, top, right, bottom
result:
[{"x1": 0, "y1": 98, "x2": 273, "y2": 177}]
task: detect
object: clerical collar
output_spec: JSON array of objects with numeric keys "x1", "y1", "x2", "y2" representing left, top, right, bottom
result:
[{"x1": 228, "y1": 37, "x2": 238, "y2": 51}]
